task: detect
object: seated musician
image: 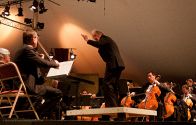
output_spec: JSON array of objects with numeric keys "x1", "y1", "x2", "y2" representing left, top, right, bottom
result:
[
  {"x1": 162, "y1": 82, "x2": 177, "y2": 121},
  {"x1": 0, "y1": 48, "x2": 11, "y2": 64},
  {"x1": 175, "y1": 84, "x2": 195, "y2": 121},
  {"x1": 186, "y1": 79, "x2": 194, "y2": 94},
  {"x1": 137, "y1": 71, "x2": 161, "y2": 109},
  {"x1": 180, "y1": 84, "x2": 196, "y2": 121},
  {"x1": 137, "y1": 71, "x2": 161, "y2": 121},
  {"x1": 14, "y1": 29, "x2": 63, "y2": 119},
  {"x1": 0, "y1": 48, "x2": 16, "y2": 91},
  {"x1": 188, "y1": 80, "x2": 196, "y2": 121}
]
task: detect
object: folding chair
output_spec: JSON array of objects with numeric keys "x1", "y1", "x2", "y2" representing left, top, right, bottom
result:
[{"x1": 0, "y1": 62, "x2": 39, "y2": 119}]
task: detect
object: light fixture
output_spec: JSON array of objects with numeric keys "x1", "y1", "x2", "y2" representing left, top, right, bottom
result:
[
  {"x1": 89, "y1": 0, "x2": 96, "y2": 2},
  {"x1": 17, "y1": 1, "x2": 23, "y2": 16},
  {"x1": 30, "y1": 0, "x2": 39, "y2": 12},
  {"x1": 77, "y1": 0, "x2": 96, "y2": 2},
  {"x1": 37, "y1": 22, "x2": 44, "y2": 29},
  {"x1": 24, "y1": 18, "x2": 32, "y2": 24},
  {"x1": 39, "y1": 0, "x2": 48, "y2": 14},
  {"x1": 17, "y1": 7, "x2": 23, "y2": 16},
  {"x1": 1, "y1": 4, "x2": 10, "y2": 17},
  {"x1": 70, "y1": 48, "x2": 76, "y2": 60}
]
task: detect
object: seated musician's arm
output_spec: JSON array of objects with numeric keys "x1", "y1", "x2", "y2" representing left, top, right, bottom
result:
[{"x1": 26, "y1": 48, "x2": 59, "y2": 68}]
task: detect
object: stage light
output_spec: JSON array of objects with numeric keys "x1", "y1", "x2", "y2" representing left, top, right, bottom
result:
[
  {"x1": 37, "y1": 22, "x2": 44, "y2": 29},
  {"x1": 17, "y1": 7, "x2": 23, "y2": 16},
  {"x1": 89, "y1": 0, "x2": 96, "y2": 2},
  {"x1": 78, "y1": 0, "x2": 96, "y2": 2},
  {"x1": 70, "y1": 48, "x2": 76, "y2": 60},
  {"x1": 30, "y1": 0, "x2": 39, "y2": 12},
  {"x1": 24, "y1": 18, "x2": 32, "y2": 24},
  {"x1": 39, "y1": 0, "x2": 48, "y2": 14},
  {"x1": 1, "y1": 4, "x2": 10, "y2": 17},
  {"x1": 17, "y1": 1, "x2": 23, "y2": 16}
]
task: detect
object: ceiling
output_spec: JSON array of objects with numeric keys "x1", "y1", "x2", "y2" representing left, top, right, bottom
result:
[{"x1": 0, "y1": 0, "x2": 196, "y2": 85}]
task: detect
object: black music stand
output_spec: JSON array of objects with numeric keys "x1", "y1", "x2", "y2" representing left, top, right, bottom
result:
[
  {"x1": 46, "y1": 61, "x2": 94, "y2": 109},
  {"x1": 67, "y1": 76, "x2": 94, "y2": 109},
  {"x1": 71, "y1": 95, "x2": 103, "y2": 108},
  {"x1": 71, "y1": 95, "x2": 91, "y2": 106}
]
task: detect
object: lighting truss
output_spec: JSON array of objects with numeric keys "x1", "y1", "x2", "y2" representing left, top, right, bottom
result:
[
  {"x1": 0, "y1": 0, "x2": 60, "y2": 7},
  {"x1": 0, "y1": 15, "x2": 32, "y2": 31}
]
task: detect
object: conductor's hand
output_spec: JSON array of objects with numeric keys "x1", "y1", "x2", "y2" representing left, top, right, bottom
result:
[{"x1": 81, "y1": 34, "x2": 89, "y2": 41}]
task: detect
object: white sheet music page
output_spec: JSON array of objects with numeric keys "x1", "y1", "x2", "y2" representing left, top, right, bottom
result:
[{"x1": 47, "y1": 60, "x2": 74, "y2": 78}]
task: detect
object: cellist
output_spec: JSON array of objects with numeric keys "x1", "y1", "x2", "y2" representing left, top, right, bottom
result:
[
  {"x1": 14, "y1": 29, "x2": 63, "y2": 119},
  {"x1": 137, "y1": 71, "x2": 161, "y2": 121},
  {"x1": 180, "y1": 84, "x2": 195, "y2": 121}
]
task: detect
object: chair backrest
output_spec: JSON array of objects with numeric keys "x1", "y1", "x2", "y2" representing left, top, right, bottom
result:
[
  {"x1": 0, "y1": 62, "x2": 21, "y2": 81},
  {"x1": 0, "y1": 62, "x2": 40, "y2": 119}
]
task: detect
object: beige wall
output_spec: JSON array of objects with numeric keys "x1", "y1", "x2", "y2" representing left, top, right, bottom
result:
[{"x1": 0, "y1": 0, "x2": 196, "y2": 84}]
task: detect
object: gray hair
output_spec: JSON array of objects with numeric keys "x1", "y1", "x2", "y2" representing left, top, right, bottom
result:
[
  {"x1": 0, "y1": 48, "x2": 10, "y2": 61},
  {"x1": 91, "y1": 29, "x2": 103, "y2": 36},
  {"x1": 0, "y1": 48, "x2": 10, "y2": 55}
]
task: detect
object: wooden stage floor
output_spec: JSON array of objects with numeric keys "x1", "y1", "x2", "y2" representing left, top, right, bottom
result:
[{"x1": 0, "y1": 120, "x2": 195, "y2": 125}]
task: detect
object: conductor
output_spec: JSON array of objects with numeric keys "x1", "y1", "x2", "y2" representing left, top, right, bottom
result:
[{"x1": 81, "y1": 30, "x2": 125, "y2": 107}]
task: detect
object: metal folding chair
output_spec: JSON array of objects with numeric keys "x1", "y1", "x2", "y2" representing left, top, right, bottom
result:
[{"x1": 0, "y1": 62, "x2": 39, "y2": 119}]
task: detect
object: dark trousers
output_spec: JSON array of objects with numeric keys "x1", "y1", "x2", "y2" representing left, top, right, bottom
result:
[
  {"x1": 157, "y1": 101, "x2": 164, "y2": 121},
  {"x1": 190, "y1": 109, "x2": 196, "y2": 121},
  {"x1": 35, "y1": 85, "x2": 63, "y2": 119},
  {"x1": 103, "y1": 67, "x2": 123, "y2": 107}
]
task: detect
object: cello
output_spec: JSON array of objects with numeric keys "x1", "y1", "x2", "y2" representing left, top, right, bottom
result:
[
  {"x1": 163, "y1": 91, "x2": 177, "y2": 118},
  {"x1": 181, "y1": 84, "x2": 194, "y2": 121},
  {"x1": 121, "y1": 92, "x2": 135, "y2": 107},
  {"x1": 137, "y1": 84, "x2": 161, "y2": 110},
  {"x1": 120, "y1": 82, "x2": 135, "y2": 107},
  {"x1": 163, "y1": 82, "x2": 177, "y2": 118},
  {"x1": 186, "y1": 98, "x2": 193, "y2": 121},
  {"x1": 137, "y1": 75, "x2": 161, "y2": 110}
]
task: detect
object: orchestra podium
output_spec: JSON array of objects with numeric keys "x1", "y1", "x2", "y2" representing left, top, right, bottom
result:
[{"x1": 66, "y1": 107, "x2": 157, "y2": 120}]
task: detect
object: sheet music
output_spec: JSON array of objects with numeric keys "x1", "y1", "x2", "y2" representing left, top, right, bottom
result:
[{"x1": 47, "y1": 60, "x2": 74, "y2": 78}]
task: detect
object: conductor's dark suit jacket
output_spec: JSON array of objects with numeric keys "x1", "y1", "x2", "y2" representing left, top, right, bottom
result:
[
  {"x1": 14, "y1": 45, "x2": 59, "y2": 95},
  {"x1": 87, "y1": 35, "x2": 125, "y2": 71}
]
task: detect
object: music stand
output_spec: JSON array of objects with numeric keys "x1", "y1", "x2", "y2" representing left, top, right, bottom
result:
[
  {"x1": 71, "y1": 95, "x2": 91, "y2": 106},
  {"x1": 71, "y1": 95, "x2": 103, "y2": 108},
  {"x1": 47, "y1": 61, "x2": 94, "y2": 109}
]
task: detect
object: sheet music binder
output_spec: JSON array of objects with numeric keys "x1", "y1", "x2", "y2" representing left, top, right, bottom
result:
[{"x1": 47, "y1": 60, "x2": 74, "y2": 78}]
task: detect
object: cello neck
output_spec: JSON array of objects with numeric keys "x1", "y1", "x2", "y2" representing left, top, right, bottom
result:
[{"x1": 37, "y1": 40, "x2": 52, "y2": 61}]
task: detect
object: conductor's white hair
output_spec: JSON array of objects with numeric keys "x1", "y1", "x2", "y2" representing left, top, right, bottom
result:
[{"x1": 91, "y1": 29, "x2": 103, "y2": 35}]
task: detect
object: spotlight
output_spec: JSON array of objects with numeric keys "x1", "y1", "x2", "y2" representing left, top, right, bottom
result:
[
  {"x1": 30, "y1": 0, "x2": 39, "y2": 12},
  {"x1": 1, "y1": 4, "x2": 10, "y2": 17},
  {"x1": 89, "y1": 0, "x2": 96, "y2": 2},
  {"x1": 17, "y1": 1, "x2": 23, "y2": 16},
  {"x1": 17, "y1": 7, "x2": 23, "y2": 16},
  {"x1": 70, "y1": 49, "x2": 76, "y2": 60},
  {"x1": 24, "y1": 18, "x2": 32, "y2": 24},
  {"x1": 39, "y1": 0, "x2": 48, "y2": 14},
  {"x1": 37, "y1": 22, "x2": 44, "y2": 29},
  {"x1": 78, "y1": 0, "x2": 96, "y2": 2}
]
